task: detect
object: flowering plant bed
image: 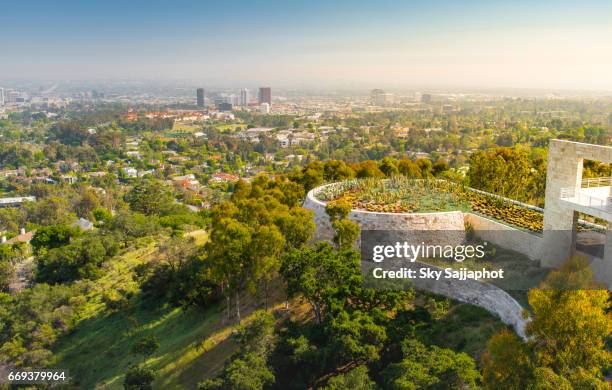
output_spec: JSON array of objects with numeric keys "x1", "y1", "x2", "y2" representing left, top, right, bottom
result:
[
  {"x1": 468, "y1": 191, "x2": 543, "y2": 232},
  {"x1": 316, "y1": 177, "x2": 544, "y2": 233}
]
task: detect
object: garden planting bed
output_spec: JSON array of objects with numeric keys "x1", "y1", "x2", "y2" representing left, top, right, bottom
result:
[{"x1": 315, "y1": 177, "x2": 544, "y2": 233}]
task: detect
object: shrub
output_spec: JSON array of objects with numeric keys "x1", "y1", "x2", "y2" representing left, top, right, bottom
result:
[
  {"x1": 123, "y1": 365, "x2": 155, "y2": 390},
  {"x1": 325, "y1": 200, "x2": 352, "y2": 222}
]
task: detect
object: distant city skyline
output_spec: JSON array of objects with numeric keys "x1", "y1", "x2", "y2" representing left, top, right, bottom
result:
[{"x1": 2, "y1": 0, "x2": 612, "y2": 91}]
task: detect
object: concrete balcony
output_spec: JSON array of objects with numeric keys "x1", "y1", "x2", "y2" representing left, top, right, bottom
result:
[{"x1": 559, "y1": 183, "x2": 612, "y2": 222}]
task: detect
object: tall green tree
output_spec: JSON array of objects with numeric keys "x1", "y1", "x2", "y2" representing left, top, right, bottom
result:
[
  {"x1": 280, "y1": 243, "x2": 362, "y2": 324},
  {"x1": 482, "y1": 256, "x2": 612, "y2": 389},
  {"x1": 125, "y1": 179, "x2": 172, "y2": 216},
  {"x1": 382, "y1": 339, "x2": 480, "y2": 390},
  {"x1": 31, "y1": 224, "x2": 79, "y2": 255},
  {"x1": 467, "y1": 147, "x2": 532, "y2": 201},
  {"x1": 199, "y1": 311, "x2": 276, "y2": 390},
  {"x1": 206, "y1": 217, "x2": 253, "y2": 321}
]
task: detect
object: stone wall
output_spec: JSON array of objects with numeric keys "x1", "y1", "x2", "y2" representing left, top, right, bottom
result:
[
  {"x1": 303, "y1": 188, "x2": 336, "y2": 242},
  {"x1": 464, "y1": 213, "x2": 543, "y2": 261},
  {"x1": 581, "y1": 251, "x2": 612, "y2": 289},
  {"x1": 305, "y1": 184, "x2": 544, "y2": 261},
  {"x1": 542, "y1": 140, "x2": 585, "y2": 267},
  {"x1": 304, "y1": 184, "x2": 465, "y2": 243}
]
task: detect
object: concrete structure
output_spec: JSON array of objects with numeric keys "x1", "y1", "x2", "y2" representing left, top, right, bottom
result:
[
  {"x1": 0, "y1": 196, "x2": 36, "y2": 208},
  {"x1": 464, "y1": 213, "x2": 543, "y2": 261},
  {"x1": 304, "y1": 187, "x2": 464, "y2": 241},
  {"x1": 306, "y1": 139, "x2": 612, "y2": 289},
  {"x1": 542, "y1": 139, "x2": 612, "y2": 286},
  {"x1": 363, "y1": 261, "x2": 528, "y2": 338},
  {"x1": 238, "y1": 127, "x2": 273, "y2": 142},
  {"x1": 217, "y1": 102, "x2": 232, "y2": 112},
  {"x1": 305, "y1": 140, "x2": 612, "y2": 335},
  {"x1": 370, "y1": 89, "x2": 394, "y2": 106},
  {"x1": 276, "y1": 130, "x2": 315, "y2": 148},
  {"x1": 304, "y1": 183, "x2": 544, "y2": 261},
  {"x1": 304, "y1": 185, "x2": 528, "y2": 337}
]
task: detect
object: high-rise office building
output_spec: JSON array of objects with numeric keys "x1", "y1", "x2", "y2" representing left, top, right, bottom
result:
[
  {"x1": 196, "y1": 88, "x2": 205, "y2": 107},
  {"x1": 258, "y1": 87, "x2": 271, "y2": 105},
  {"x1": 0, "y1": 88, "x2": 4, "y2": 106},
  {"x1": 240, "y1": 88, "x2": 249, "y2": 107}
]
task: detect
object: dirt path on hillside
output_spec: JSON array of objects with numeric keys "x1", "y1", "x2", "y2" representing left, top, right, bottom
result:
[{"x1": 9, "y1": 256, "x2": 33, "y2": 293}]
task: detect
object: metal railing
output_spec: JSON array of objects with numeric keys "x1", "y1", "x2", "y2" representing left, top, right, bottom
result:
[
  {"x1": 581, "y1": 177, "x2": 612, "y2": 188},
  {"x1": 559, "y1": 187, "x2": 612, "y2": 211}
]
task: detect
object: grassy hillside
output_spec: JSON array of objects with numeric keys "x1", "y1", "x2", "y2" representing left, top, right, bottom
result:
[
  {"x1": 50, "y1": 231, "x2": 506, "y2": 389},
  {"x1": 55, "y1": 300, "x2": 232, "y2": 389},
  {"x1": 51, "y1": 231, "x2": 292, "y2": 389},
  {"x1": 49, "y1": 232, "x2": 229, "y2": 389}
]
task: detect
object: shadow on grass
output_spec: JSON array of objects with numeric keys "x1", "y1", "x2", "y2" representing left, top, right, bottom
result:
[
  {"x1": 53, "y1": 297, "x2": 232, "y2": 389},
  {"x1": 426, "y1": 303, "x2": 507, "y2": 360}
]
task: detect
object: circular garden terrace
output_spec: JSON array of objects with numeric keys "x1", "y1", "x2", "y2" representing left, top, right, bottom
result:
[
  {"x1": 313, "y1": 177, "x2": 545, "y2": 233},
  {"x1": 303, "y1": 177, "x2": 558, "y2": 338}
]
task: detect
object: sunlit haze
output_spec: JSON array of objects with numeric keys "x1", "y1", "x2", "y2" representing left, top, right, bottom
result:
[{"x1": 2, "y1": 0, "x2": 612, "y2": 91}]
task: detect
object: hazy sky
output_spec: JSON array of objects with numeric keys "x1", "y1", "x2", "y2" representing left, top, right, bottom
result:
[{"x1": 3, "y1": 0, "x2": 612, "y2": 90}]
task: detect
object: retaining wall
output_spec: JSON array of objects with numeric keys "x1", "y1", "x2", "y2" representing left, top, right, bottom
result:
[
  {"x1": 305, "y1": 184, "x2": 544, "y2": 262},
  {"x1": 464, "y1": 213, "x2": 543, "y2": 260},
  {"x1": 305, "y1": 184, "x2": 531, "y2": 337},
  {"x1": 304, "y1": 184, "x2": 465, "y2": 242}
]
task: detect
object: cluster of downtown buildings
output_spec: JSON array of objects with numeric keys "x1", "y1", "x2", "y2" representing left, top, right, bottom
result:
[{"x1": 0, "y1": 87, "x2": 27, "y2": 107}]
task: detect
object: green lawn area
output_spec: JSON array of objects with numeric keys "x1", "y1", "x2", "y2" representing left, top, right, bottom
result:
[
  {"x1": 172, "y1": 122, "x2": 201, "y2": 132},
  {"x1": 215, "y1": 123, "x2": 245, "y2": 132}
]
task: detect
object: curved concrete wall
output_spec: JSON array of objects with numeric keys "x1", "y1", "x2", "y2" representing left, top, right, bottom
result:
[
  {"x1": 362, "y1": 261, "x2": 528, "y2": 338},
  {"x1": 306, "y1": 184, "x2": 545, "y2": 260},
  {"x1": 305, "y1": 184, "x2": 466, "y2": 242},
  {"x1": 305, "y1": 183, "x2": 530, "y2": 338},
  {"x1": 464, "y1": 213, "x2": 543, "y2": 261}
]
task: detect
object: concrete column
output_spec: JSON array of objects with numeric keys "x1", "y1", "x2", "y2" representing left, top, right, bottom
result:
[
  {"x1": 586, "y1": 222, "x2": 612, "y2": 289},
  {"x1": 605, "y1": 223, "x2": 612, "y2": 261},
  {"x1": 542, "y1": 140, "x2": 583, "y2": 267}
]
